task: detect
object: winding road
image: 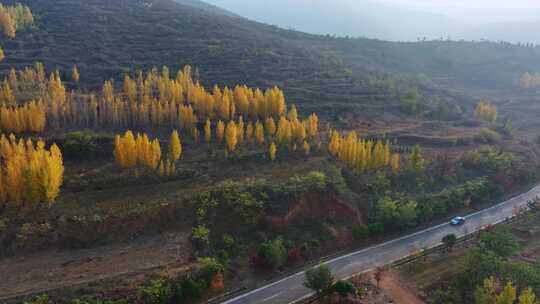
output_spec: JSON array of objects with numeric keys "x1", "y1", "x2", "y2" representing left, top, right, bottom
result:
[{"x1": 222, "y1": 184, "x2": 540, "y2": 304}]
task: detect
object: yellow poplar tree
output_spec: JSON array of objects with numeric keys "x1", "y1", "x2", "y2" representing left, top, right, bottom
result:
[
  {"x1": 216, "y1": 120, "x2": 225, "y2": 144},
  {"x1": 307, "y1": 113, "x2": 319, "y2": 137},
  {"x1": 103, "y1": 80, "x2": 114, "y2": 103},
  {"x1": 114, "y1": 130, "x2": 137, "y2": 168},
  {"x1": 303, "y1": 141, "x2": 310, "y2": 156},
  {"x1": 237, "y1": 116, "x2": 245, "y2": 145},
  {"x1": 390, "y1": 153, "x2": 400, "y2": 173},
  {"x1": 265, "y1": 117, "x2": 276, "y2": 138},
  {"x1": 0, "y1": 136, "x2": 64, "y2": 208},
  {"x1": 204, "y1": 118, "x2": 212, "y2": 144},
  {"x1": 72, "y1": 65, "x2": 80, "y2": 83},
  {"x1": 269, "y1": 142, "x2": 277, "y2": 161},
  {"x1": 149, "y1": 139, "x2": 162, "y2": 169},
  {"x1": 287, "y1": 104, "x2": 298, "y2": 122},
  {"x1": 255, "y1": 121, "x2": 265, "y2": 145},
  {"x1": 225, "y1": 121, "x2": 238, "y2": 152},
  {"x1": 169, "y1": 130, "x2": 182, "y2": 161},
  {"x1": 192, "y1": 127, "x2": 200, "y2": 144},
  {"x1": 245, "y1": 122, "x2": 254, "y2": 144},
  {"x1": 44, "y1": 144, "x2": 64, "y2": 205},
  {"x1": 0, "y1": 10, "x2": 16, "y2": 38}
]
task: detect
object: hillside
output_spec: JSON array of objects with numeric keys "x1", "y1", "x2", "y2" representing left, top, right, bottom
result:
[
  {"x1": 299, "y1": 37, "x2": 540, "y2": 92},
  {"x1": 196, "y1": 0, "x2": 540, "y2": 92},
  {"x1": 173, "y1": 0, "x2": 237, "y2": 16},
  {"x1": 462, "y1": 21, "x2": 540, "y2": 44},
  {"x1": 2, "y1": 0, "x2": 538, "y2": 111},
  {"x1": 0, "y1": 1, "x2": 539, "y2": 304},
  {"x1": 0, "y1": 0, "x2": 407, "y2": 118}
]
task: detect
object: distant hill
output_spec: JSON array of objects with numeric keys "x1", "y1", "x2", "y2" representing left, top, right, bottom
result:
[
  {"x1": 204, "y1": 0, "x2": 540, "y2": 45},
  {"x1": 203, "y1": 0, "x2": 459, "y2": 41},
  {"x1": 301, "y1": 37, "x2": 540, "y2": 91},
  {"x1": 461, "y1": 22, "x2": 540, "y2": 44}
]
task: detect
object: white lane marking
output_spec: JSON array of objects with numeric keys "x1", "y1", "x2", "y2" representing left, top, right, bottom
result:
[{"x1": 261, "y1": 292, "x2": 283, "y2": 302}]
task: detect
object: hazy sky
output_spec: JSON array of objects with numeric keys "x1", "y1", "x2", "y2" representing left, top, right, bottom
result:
[
  {"x1": 379, "y1": 0, "x2": 540, "y2": 8},
  {"x1": 376, "y1": 0, "x2": 540, "y2": 23},
  {"x1": 202, "y1": 0, "x2": 540, "y2": 42}
]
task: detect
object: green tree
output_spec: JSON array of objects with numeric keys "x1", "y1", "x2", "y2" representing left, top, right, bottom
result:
[
  {"x1": 376, "y1": 196, "x2": 417, "y2": 229},
  {"x1": 192, "y1": 225, "x2": 210, "y2": 247},
  {"x1": 333, "y1": 280, "x2": 356, "y2": 297},
  {"x1": 409, "y1": 144, "x2": 425, "y2": 173},
  {"x1": 352, "y1": 224, "x2": 369, "y2": 240},
  {"x1": 401, "y1": 87, "x2": 419, "y2": 115},
  {"x1": 465, "y1": 249, "x2": 504, "y2": 286},
  {"x1": 480, "y1": 228, "x2": 520, "y2": 257},
  {"x1": 137, "y1": 279, "x2": 172, "y2": 304},
  {"x1": 376, "y1": 196, "x2": 398, "y2": 224},
  {"x1": 304, "y1": 264, "x2": 334, "y2": 294},
  {"x1": 62, "y1": 130, "x2": 97, "y2": 160},
  {"x1": 396, "y1": 199, "x2": 418, "y2": 227},
  {"x1": 442, "y1": 234, "x2": 457, "y2": 251},
  {"x1": 258, "y1": 237, "x2": 287, "y2": 269},
  {"x1": 197, "y1": 257, "x2": 224, "y2": 280}
]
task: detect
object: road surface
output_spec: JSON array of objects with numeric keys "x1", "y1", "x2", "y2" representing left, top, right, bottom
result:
[{"x1": 222, "y1": 184, "x2": 540, "y2": 304}]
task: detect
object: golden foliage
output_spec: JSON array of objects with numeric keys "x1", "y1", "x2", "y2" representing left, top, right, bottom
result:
[
  {"x1": 0, "y1": 101, "x2": 46, "y2": 133},
  {"x1": 255, "y1": 121, "x2": 265, "y2": 145},
  {"x1": 225, "y1": 121, "x2": 238, "y2": 152},
  {"x1": 303, "y1": 141, "x2": 310, "y2": 156},
  {"x1": 0, "y1": 3, "x2": 34, "y2": 38},
  {"x1": 328, "y1": 130, "x2": 401, "y2": 174},
  {"x1": 168, "y1": 130, "x2": 182, "y2": 161},
  {"x1": 204, "y1": 118, "x2": 212, "y2": 144},
  {"x1": 114, "y1": 130, "x2": 162, "y2": 170},
  {"x1": 269, "y1": 142, "x2": 277, "y2": 161},
  {"x1": 216, "y1": 120, "x2": 225, "y2": 144},
  {"x1": 71, "y1": 65, "x2": 80, "y2": 83},
  {"x1": 0, "y1": 64, "x2": 321, "y2": 140},
  {"x1": 475, "y1": 101, "x2": 497, "y2": 123},
  {"x1": 0, "y1": 134, "x2": 63, "y2": 208}
]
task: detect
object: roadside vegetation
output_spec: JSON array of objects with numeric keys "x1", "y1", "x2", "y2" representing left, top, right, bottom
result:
[{"x1": 392, "y1": 207, "x2": 540, "y2": 304}]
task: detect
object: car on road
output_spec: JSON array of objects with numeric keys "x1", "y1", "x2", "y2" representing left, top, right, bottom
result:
[{"x1": 450, "y1": 216, "x2": 465, "y2": 225}]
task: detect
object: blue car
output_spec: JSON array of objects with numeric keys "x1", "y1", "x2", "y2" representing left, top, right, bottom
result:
[{"x1": 450, "y1": 217, "x2": 465, "y2": 225}]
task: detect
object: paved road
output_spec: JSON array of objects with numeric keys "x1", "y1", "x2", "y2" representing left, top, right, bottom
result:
[{"x1": 222, "y1": 184, "x2": 540, "y2": 304}]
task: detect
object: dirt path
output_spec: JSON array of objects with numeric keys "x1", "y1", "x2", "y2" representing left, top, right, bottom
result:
[
  {"x1": 0, "y1": 231, "x2": 191, "y2": 301},
  {"x1": 379, "y1": 270, "x2": 425, "y2": 304}
]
